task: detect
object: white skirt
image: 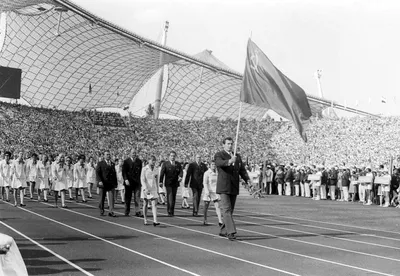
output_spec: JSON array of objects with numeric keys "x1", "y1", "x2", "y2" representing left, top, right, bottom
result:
[
  {"x1": 203, "y1": 191, "x2": 220, "y2": 202},
  {"x1": 181, "y1": 186, "x2": 190, "y2": 198},
  {"x1": 11, "y1": 177, "x2": 27, "y2": 189},
  {"x1": 141, "y1": 186, "x2": 158, "y2": 200},
  {"x1": 37, "y1": 177, "x2": 50, "y2": 190},
  {"x1": 53, "y1": 180, "x2": 67, "y2": 191},
  {"x1": 2, "y1": 177, "x2": 11, "y2": 188},
  {"x1": 116, "y1": 181, "x2": 124, "y2": 191},
  {"x1": 74, "y1": 178, "x2": 87, "y2": 189}
]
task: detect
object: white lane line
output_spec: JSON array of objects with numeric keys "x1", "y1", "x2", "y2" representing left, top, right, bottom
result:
[
  {"x1": 4, "y1": 203, "x2": 200, "y2": 276},
  {"x1": 0, "y1": 220, "x2": 95, "y2": 276},
  {"x1": 233, "y1": 214, "x2": 400, "y2": 250},
  {"x1": 41, "y1": 202, "x2": 301, "y2": 276},
  {"x1": 234, "y1": 208, "x2": 400, "y2": 236},
  {"x1": 170, "y1": 208, "x2": 400, "y2": 267},
  {"x1": 233, "y1": 209, "x2": 400, "y2": 243},
  {"x1": 65, "y1": 201, "x2": 393, "y2": 276}
]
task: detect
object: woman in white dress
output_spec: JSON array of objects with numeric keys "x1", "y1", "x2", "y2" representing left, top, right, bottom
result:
[
  {"x1": 11, "y1": 152, "x2": 27, "y2": 207},
  {"x1": 180, "y1": 163, "x2": 190, "y2": 209},
  {"x1": 65, "y1": 156, "x2": 74, "y2": 200},
  {"x1": 0, "y1": 151, "x2": 12, "y2": 202},
  {"x1": 37, "y1": 154, "x2": 51, "y2": 202},
  {"x1": 202, "y1": 161, "x2": 223, "y2": 226},
  {"x1": 73, "y1": 154, "x2": 87, "y2": 203},
  {"x1": 86, "y1": 157, "x2": 96, "y2": 199},
  {"x1": 115, "y1": 159, "x2": 125, "y2": 204},
  {"x1": 52, "y1": 153, "x2": 68, "y2": 208},
  {"x1": 141, "y1": 156, "x2": 160, "y2": 226},
  {"x1": 157, "y1": 161, "x2": 166, "y2": 205},
  {"x1": 26, "y1": 153, "x2": 39, "y2": 200}
]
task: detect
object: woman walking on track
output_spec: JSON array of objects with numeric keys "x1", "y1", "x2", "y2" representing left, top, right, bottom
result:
[
  {"x1": 0, "y1": 151, "x2": 12, "y2": 202},
  {"x1": 66, "y1": 156, "x2": 74, "y2": 200},
  {"x1": 37, "y1": 154, "x2": 51, "y2": 202},
  {"x1": 181, "y1": 163, "x2": 190, "y2": 209},
  {"x1": 202, "y1": 161, "x2": 223, "y2": 226},
  {"x1": 74, "y1": 154, "x2": 87, "y2": 203},
  {"x1": 86, "y1": 157, "x2": 96, "y2": 199},
  {"x1": 52, "y1": 153, "x2": 68, "y2": 208},
  {"x1": 11, "y1": 152, "x2": 27, "y2": 207},
  {"x1": 115, "y1": 158, "x2": 125, "y2": 204},
  {"x1": 140, "y1": 155, "x2": 160, "y2": 226}
]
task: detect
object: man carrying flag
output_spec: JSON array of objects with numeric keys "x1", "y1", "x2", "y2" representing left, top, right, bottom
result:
[{"x1": 241, "y1": 39, "x2": 312, "y2": 141}]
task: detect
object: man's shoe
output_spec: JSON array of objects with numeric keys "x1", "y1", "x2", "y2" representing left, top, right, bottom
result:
[
  {"x1": 108, "y1": 212, "x2": 116, "y2": 217},
  {"x1": 135, "y1": 212, "x2": 143, "y2": 217},
  {"x1": 193, "y1": 212, "x2": 198, "y2": 217},
  {"x1": 218, "y1": 222, "x2": 223, "y2": 227},
  {"x1": 219, "y1": 233, "x2": 227, "y2": 237},
  {"x1": 100, "y1": 210, "x2": 105, "y2": 216},
  {"x1": 124, "y1": 213, "x2": 130, "y2": 217},
  {"x1": 228, "y1": 234, "x2": 236, "y2": 241}
]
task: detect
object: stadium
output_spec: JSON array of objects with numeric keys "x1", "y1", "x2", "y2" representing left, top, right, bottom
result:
[{"x1": 0, "y1": 1, "x2": 400, "y2": 276}]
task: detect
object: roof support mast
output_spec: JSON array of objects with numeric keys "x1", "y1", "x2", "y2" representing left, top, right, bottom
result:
[{"x1": 154, "y1": 21, "x2": 169, "y2": 119}]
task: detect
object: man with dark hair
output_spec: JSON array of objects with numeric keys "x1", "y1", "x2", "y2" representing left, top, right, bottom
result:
[
  {"x1": 214, "y1": 137, "x2": 249, "y2": 241},
  {"x1": 159, "y1": 151, "x2": 183, "y2": 217},
  {"x1": 185, "y1": 154, "x2": 207, "y2": 216},
  {"x1": 96, "y1": 150, "x2": 117, "y2": 217},
  {"x1": 122, "y1": 149, "x2": 143, "y2": 217}
]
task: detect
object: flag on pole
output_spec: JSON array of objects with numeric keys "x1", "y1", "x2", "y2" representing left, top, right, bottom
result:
[
  {"x1": 381, "y1": 96, "x2": 387, "y2": 103},
  {"x1": 241, "y1": 39, "x2": 312, "y2": 142}
]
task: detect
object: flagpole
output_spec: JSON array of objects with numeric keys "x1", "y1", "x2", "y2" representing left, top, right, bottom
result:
[{"x1": 234, "y1": 101, "x2": 243, "y2": 156}]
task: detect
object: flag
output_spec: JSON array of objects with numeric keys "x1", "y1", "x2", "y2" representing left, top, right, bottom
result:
[
  {"x1": 381, "y1": 96, "x2": 386, "y2": 103},
  {"x1": 241, "y1": 39, "x2": 312, "y2": 142}
]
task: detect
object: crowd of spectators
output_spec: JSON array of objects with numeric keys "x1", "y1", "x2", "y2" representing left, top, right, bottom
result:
[
  {"x1": 1, "y1": 102, "x2": 400, "y2": 170},
  {"x1": 85, "y1": 110, "x2": 126, "y2": 127}
]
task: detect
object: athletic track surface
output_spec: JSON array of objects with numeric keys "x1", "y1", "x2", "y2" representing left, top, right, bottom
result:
[{"x1": 1, "y1": 187, "x2": 400, "y2": 276}]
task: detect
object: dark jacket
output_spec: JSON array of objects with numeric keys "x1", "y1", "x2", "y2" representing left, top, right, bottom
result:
[
  {"x1": 96, "y1": 160, "x2": 118, "y2": 191},
  {"x1": 122, "y1": 157, "x2": 142, "y2": 189},
  {"x1": 159, "y1": 161, "x2": 183, "y2": 188},
  {"x1": 321, "y1": 170, "x2": 329, "y2": 185},
  {"x1": 328, "y1": 169, "x2": 338, "y2": 185},
  {"x1": 214, "y1": 151, "x2": 249, "y2": 195},
  {"x1": 184, "y1": 161, "x2": 208, "y2": 189},
  {"x1": 284, "y1": 168, "x2": 294, "y2": 183}
]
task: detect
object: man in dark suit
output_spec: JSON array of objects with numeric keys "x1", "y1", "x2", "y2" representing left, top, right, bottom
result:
[
  {"x1": 185, "y1": 154, "x2": 207, "y2": 216},
  {"x1": 159, "y1": 151, "x2": 183, "y2": 216},
  {"x1": 122, "y1": 149, "x2": 143, "y2": 217},
  {"x1": 96, "y1": 150, "x2": 118, "y2": 217},
  {"x1": 215, "y1": 137, "x2": 249, "y2": 241}
]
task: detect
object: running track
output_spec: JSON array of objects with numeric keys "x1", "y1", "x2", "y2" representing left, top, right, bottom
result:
[{"x1": 1, "y1": 188, "x2": 400, "y2": 276}]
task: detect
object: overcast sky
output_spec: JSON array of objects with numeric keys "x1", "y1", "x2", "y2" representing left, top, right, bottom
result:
[{"x1": 77, "y1": 0, "x2": 400, "y2": 116}]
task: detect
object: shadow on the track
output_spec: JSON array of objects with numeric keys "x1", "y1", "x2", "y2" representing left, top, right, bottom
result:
[
  {"x1": 236, "y1": 235, "x2": 275, "y2": 241},
  {"x1": 21, "y1": 248, "x2": 102, "y2": 275}
]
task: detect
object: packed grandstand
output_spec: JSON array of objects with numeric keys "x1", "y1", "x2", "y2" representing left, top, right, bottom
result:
[{"x1": 1, "y1": 101, "x2": 399, "y2": 169}]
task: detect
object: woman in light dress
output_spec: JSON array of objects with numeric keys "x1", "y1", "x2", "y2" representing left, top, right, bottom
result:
[
  {"x1": 86, "y1": 157, "x2": 96, "y2": 199},
  {"x1": 157, "y1": 161, "x2": 166, "y2": 205},
  {"x1": 115, "y1": 158, "x2": 125, "y2": 204},
  {"x1": 73, "y1": 154, "x2": 87, "y2": 202},
  {"x1": 65, "y1": 156, "x2": 75, "y2": 200},
  {"x1": 11, "y1": 152, "x2": 27, "y2": 207},
  {"x1": 26, "y1": 153, "x2": 39, "y2": 200},
  {"x1": 202, "y1": 161, "x2": 223, "y2": 226},
  {"x1": 140, "y1": 155, "x2": 160, "y2": 226},
  {"x1": 37, "y1": 154, "x2": 51, "y2": 202},
  {"x1": 52, "y1": 153, "x2": 68, "y2": 208},
  {"x1": 180, "y1": 163, "x2": 190, "y2": 209},
  {"x1": 0, "y1": 151, "x2": 12, "y2": 202}
]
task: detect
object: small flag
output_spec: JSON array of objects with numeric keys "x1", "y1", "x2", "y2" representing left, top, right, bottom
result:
[
  {"x1": 241, "y1": 39, "x2": 312, "y2": 142},
  {"x1": 381, "y1": 96, "x2": 387, "y2": 103}
]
